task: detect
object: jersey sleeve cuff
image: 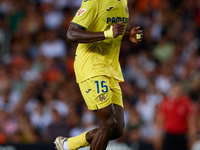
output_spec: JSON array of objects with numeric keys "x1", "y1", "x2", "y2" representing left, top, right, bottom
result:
[{"x1": 71, "y1": 22, "x2": 88, "y2": 30}]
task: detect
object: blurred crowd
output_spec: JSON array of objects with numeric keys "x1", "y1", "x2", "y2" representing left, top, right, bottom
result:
[{"x1": 0, "y1": 0, "x2": 200, "y2": 149}]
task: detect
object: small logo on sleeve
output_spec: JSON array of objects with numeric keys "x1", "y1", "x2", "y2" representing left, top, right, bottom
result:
[{"x1": 77, "y1": 8, "x2": 87, "y2": 16}]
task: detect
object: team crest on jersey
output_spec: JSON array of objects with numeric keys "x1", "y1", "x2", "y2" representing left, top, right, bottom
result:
[
  {"x1": 126, "y1": 7, "x2": 129, "y2": 14},
  {"x1": 77, "y1": 8, "x2": 87, "y2": 16},
  {"x1": 99, "y1": 94, "x2": 106, "y2": 101}
]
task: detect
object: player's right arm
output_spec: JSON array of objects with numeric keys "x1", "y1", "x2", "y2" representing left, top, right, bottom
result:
[
  {"x1": 67, "y1": 0, "x2": 124, "y2": 43},
  {"x1": 67, "y1": 22, "x2": 125, "y2": 43}
]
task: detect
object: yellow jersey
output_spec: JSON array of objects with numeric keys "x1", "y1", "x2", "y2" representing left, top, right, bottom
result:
[{"x1": 72, "y1": 0, "x2": 129, "y2": 83}]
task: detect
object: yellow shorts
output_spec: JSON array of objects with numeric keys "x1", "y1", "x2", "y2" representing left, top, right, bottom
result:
[{"x1": 78, "y1": 76, "x2": 123, "y2": 110}]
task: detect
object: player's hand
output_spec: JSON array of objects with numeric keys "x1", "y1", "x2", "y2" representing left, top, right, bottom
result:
[
  {"x1": 113, "y1": 21, "x2": 125, "y2": 38},
  {"x1": 129, "y1": 26, "x2": 143, "y2": 43}
]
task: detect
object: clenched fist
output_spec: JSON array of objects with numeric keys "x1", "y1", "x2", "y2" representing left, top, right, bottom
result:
[
  {"x1": 113, "y1": 21, "x2": 125, "y2": 38},
  {"x1": 129, "y1": 26, "x2": 143, "y2": 43}
]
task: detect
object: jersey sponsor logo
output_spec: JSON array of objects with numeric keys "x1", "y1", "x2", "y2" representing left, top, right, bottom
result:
[
  {"x1": 106, "y1": 7, "x2": 114, "y2": 11},
  {"x1": 86, "y1": 89, "x2": 91, "y2": 93},
  {"x1": 99, "y1": 94, "x2": 106, "y2": 101},
  {"x1": 107, "y1": 17, "x2": 128, "y2": 24},
  {"x1": 77, "y1": 8, "x2": 87, "y2": 16},
  {"x1": 84, "y1": 0, "x2": 91, "y2": 2}
]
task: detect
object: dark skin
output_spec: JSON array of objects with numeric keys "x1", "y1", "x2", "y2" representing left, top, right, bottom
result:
[
  {"x1": 67, "y1": 22, "x2": 143, "y2": 150},
  {"x1": 67, "y1": 21, "x2": 143, "y2": 43},
  {"x1": 86, "y1": 104, "x2": 124, "y2": 144}
]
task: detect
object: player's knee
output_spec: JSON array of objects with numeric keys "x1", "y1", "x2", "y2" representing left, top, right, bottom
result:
[
  {"x1": 107, "y1": 116, "x2": 117, "y2": 129},
  {"x1": 101, "y1": 116, "x2": 117, "y2": 133}
]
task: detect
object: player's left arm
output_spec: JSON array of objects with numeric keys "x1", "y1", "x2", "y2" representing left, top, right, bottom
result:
[{"x1": 122, "y1": 26, "x2": 143, "y2": 43}]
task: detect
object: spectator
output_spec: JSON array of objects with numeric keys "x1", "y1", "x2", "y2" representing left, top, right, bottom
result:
[
  {"x1": 44, "y1": 109, "x2": 69, "y2": 142},
  {"x1": 30, "y1": 101, "x2": 52, "y2": 135},
  {"x1": 155, "y1": 82, "x2": 197, "y2": 150},
  {"x1": 136, "y1": 90, "x2": 158, "y2": 142},
  {"x1": 39, "y1": 30, "x2": 66, "y2": 59}
]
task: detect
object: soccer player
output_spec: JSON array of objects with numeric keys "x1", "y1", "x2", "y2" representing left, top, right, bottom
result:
[{"x1": 54, "y1": 0, "x2": 143, "y2": 150}]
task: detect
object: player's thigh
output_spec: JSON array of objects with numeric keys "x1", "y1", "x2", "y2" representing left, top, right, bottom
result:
[
  {"x1": 113, "y1": 104, "x2": 124, "y2": 129},
  {"x1": 110, "y1": 78, "x2": 123, "y2": 108},
  {"x1": 79, "y1": 76, "x2": 112, "y2": 110},
  {"x1": 110, "y1": 79, "x2": 124, "y2": 131}
]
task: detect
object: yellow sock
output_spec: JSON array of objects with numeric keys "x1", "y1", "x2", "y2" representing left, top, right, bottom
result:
[{"x1": 68, "y1": 132, "x2": 90, "y2": 150}]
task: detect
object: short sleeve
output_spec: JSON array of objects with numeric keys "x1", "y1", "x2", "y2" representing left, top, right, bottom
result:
[{"x1": 72, "y1": 0, "x2": 98, "y2": 29}]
